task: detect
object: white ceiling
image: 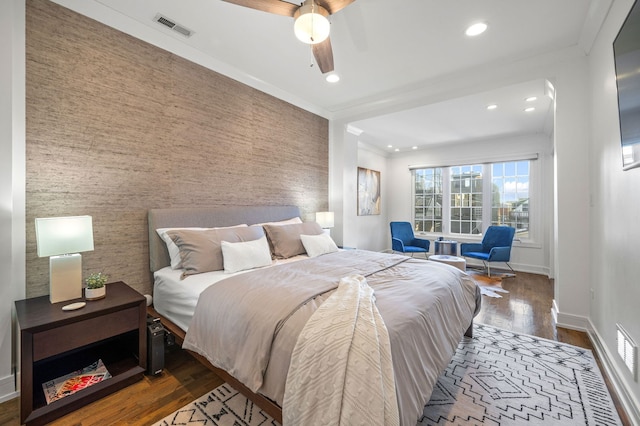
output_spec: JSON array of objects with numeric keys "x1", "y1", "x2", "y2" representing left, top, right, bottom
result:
[{"x1": 52, "y1": 0, "x2": 608, "y2": 153}]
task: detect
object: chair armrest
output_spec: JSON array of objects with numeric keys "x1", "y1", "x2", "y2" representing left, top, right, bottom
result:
[
  {"x1": 411, "y1": 238, "x2": 430, "y2": 251},
  {"x1": 487, "y1": 246, "x2": 511, "y2": 262},
  {"x1": 460, "y1": 243, "x2": 483, "y2": 255},
  {"x1": 392, "y1": 237, "x2": 405, "y2": 252}
]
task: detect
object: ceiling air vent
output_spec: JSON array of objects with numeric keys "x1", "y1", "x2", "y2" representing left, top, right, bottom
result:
[{"x1": 153, "y1": 13, "x2": 194, "y2": 38}]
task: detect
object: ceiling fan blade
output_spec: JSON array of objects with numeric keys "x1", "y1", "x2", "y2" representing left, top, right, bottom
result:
[
  {"x1": 221, "y1": 0, "x2": 298, "y2": 17},
  {"x1": 317, "y1": 0, "x2": 356, "y2": 15},
  {"x1": 312, "y1": 37, "x2": 334, "y2": 74}
]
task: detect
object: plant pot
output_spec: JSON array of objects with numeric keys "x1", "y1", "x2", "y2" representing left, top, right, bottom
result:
[{"x1": 85, "y1": 286, "x2": 106, "y2": 300}]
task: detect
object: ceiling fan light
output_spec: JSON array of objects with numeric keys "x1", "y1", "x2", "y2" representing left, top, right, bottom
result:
[{"x1": 294, "y1": 2, "x2": 330, "y2": 45}]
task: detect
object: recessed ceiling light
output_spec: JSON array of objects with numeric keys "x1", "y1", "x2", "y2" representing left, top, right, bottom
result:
[
  {"x1": 524, "y1": 107, "x2": 535, "y2": 112},
  {"x1": 465, "y1": 22, "x2": 488, "y2": 36},
  {"x1": 394, "y1": 148, "x2": 400, "y2": 152},
  {"x1": 525, "y1": 96, "x2": 537, "y2": 102},
  {"x1": 326, "y1": 73, "x2": 340, "y2": 83},
  {"x1": 412, "y1": 146, "x2": 418, "y2": 150},
  {"x1": 387, "y1": 145, "x2": 393, "y2": 148},
  {"x1": 487, "y1": 104, "x2": 497, "y2": 110}
]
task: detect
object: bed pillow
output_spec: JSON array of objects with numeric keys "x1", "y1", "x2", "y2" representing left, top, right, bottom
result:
[
  {"x1": 221, "y1": 236, "x2": 272, "y2": 274},
  {"x1": 157, "y1": 224, "x2": 247, "y2": 270},
  {"x1": 167, "y1": 225, "x2": 264, "y2": 277},
  {"x1": 300, "y1": 233, "x2": 339, "y2": 258},
  {"x1": 263, "y1": 221, "x2": 324, "y2": 258},
  {"x1": 257, "y1": 217, "x2": 303, "y2": 227}
]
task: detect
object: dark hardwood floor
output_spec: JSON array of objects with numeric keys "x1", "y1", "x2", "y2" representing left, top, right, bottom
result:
[{"x1": 0, "y1": 270, "x2": 631, "y2": 425}]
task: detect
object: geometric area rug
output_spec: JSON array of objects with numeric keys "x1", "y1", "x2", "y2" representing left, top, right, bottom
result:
[
  {"x1": 419, "y1": 324, "x2": 622, "y2": 425},
  {"x1": 152, "y1": 324, "x2": 622, "y2": 426}
]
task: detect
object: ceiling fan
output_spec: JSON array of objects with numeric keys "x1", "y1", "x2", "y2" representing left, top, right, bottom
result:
[{"x1": 221, "y1": 0, "x2": 356, "y2": 74}]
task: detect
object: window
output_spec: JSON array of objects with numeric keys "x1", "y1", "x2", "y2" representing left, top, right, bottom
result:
[
  {"x1": 413, "y1": 160, "x2": 531, "y2": 238},
  {"x1": 491, "y1": 161, "x2": 529, "y2": 237},
  {"x1": 450, "y1": 165, "x2": 483, "y2": 235},
  {"x1": 414, "y1": 168, "x2": 443, "y2": 232}
]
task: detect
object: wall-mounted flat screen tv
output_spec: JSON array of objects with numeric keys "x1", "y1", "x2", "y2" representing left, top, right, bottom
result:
[{"x1": 613, "y1": 0, "x2": 640, "y2": 170}]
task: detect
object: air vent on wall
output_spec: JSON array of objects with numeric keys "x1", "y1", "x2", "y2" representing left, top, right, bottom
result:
[
  {"x1": 153, "y1": 13, "x2": 194, "y2": 38},
  {"x1": 617, "y1": 324, "x2": 638, "y2": 381}
]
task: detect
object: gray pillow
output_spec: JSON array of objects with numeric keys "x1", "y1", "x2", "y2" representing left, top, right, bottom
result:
[
  {"x1": 263, "y1": 222, "x2": 324, "y2": 258},
  {"x1": 167, "y1": 225, "x2": 265, "y2": 277}
]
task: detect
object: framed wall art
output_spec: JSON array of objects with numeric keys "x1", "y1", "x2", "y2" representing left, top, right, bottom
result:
[{"x1": 357, "y1": 167, "x2": 381, "y2": 216}]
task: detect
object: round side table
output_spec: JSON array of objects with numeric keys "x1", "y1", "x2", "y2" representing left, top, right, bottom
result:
[
  {"x1": 429, "y1": 254, "x2": 466, "y2": 271},
  {"x1": 434, "y1": 240, "x2": 458, "y2": 256}
]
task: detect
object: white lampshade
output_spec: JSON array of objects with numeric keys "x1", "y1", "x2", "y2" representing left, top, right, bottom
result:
[
  {"x1": 35, "y1": 216, "x2": 94, "y2": 257},
  {"x1": 35, "y1": 216, "x2": 94, "y2": 304},
  {"x1": 316, "y1": 211, "x2": 334, "y2": 229},
  {"x1": 294, "y1": 1, "x2": 330, "y2": 45}
]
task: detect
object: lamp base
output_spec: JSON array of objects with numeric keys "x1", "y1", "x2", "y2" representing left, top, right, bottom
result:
[{"x1": 50, "y1": 254, "x2": 83, "y2": 303}]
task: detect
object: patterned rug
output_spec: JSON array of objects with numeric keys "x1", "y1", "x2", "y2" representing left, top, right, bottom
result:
[{"x1": 152, "y1": 324, "x2": 621, "y2": 426}]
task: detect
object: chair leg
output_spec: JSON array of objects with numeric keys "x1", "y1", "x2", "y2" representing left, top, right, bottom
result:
[
  {"x1": 481, "y1": 260, "x2": 490, "y2": 277},
  {"x1": 503, "y1": 262, "x2": 516, "y2": 277}
]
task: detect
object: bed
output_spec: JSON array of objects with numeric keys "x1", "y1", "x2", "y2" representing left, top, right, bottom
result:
[{"x1": 148, "y1": 205, "x2": 480, "y2": 426}]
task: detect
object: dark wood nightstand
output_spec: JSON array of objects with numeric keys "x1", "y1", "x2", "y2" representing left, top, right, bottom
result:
[{"x1": 15, "y1": 281, "x2": 147, "y2": 426}]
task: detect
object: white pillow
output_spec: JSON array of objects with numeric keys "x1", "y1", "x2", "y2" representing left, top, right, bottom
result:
[
  {"x1": 300, "y1": 233, "x2": 339, "y2": 258},
  {"x1": 157, "y1": 224, "x2": 247, "y2": 269},
  {"x1": 221, "y1": 235, "x2": 273, "y2": 274}
]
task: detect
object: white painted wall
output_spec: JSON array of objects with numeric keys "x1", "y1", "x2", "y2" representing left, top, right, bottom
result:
[
  {"x1": 385, "y1": 133, "x2": 554, "y2": 276},
  {"x1": 0, "y1": 0, "x2": 26, "y2": 403},
  {"x1": 356, "y1": 144, "x2": 389, "y2": 252},
  {"x1": 587, "y1": 0, "x2": 640, "y2": 418},
  {"x1": 551, "y1": 56, "x2": 593, "y2": 328}
]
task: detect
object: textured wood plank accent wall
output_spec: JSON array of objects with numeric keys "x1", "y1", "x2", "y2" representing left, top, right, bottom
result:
[{"x1": 25, "y1": 1, "x2": 328, "y2": 297}]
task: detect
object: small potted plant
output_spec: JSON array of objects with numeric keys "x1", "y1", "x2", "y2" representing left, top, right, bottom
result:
[{"x1": 85, "y1": 272, "x2": 108, "y2": 300}]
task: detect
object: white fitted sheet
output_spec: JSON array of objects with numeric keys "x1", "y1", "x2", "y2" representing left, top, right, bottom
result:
[{"x1": 153, "y1": 255, "x2": 309, "y2": 332}]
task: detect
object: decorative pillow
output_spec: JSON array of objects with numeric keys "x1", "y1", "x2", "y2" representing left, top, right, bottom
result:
[
  {"x1": 167, "y1": 225, "x2": 264, "y2": 278},
  {"x1": 300, "y1": 233, "x2": 339, "y2": 258},
  {"x1": 157, "y1": 225, "x2": 247, "y2": 270},
  {"x1": 257, "y1": 217, "x2": 303, "y2": 227},
  {"x1": 221, "y1": 236, "x2": 272, "y2": 274},
  {"x1": 263, "y1": 222, "x2": 324, "y2": 259}
]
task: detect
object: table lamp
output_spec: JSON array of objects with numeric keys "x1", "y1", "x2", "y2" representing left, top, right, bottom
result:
[
  {"x1": 35, "y1": 216, "x2": 94, "y2": 303},
  {"x1": 315, "y1": 211, "x2": 334, "y2": 235}
]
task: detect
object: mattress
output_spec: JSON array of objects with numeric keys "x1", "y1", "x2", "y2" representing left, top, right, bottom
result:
[{"x1": 153, "y1": 254, "x2": 310, "y2": 332}]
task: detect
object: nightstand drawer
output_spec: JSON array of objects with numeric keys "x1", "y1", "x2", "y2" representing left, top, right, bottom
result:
[{"x1": 33, "y1": 306, "x2": 139, "y2": 361}]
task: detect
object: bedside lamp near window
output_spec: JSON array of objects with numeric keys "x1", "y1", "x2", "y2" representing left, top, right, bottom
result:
[
  {"x1": 35, "y1": 216, "x2": 94, "y2": 303},
  {"x1": 315, "y1": 211, "x2": 334, "y2": 236}
]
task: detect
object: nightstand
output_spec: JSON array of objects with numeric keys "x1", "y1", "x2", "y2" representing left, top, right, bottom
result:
[{"x1": 15, "y1": 281, "x2": 147, "y2": 426}]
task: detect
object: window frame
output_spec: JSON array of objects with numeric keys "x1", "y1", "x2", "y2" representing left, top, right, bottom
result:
[{"x1": 411, "y1": 158, "x2": 540, "y2": 245}]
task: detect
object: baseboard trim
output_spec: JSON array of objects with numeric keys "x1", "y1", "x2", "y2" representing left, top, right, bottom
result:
[
  {"x1": 0, "y1": 373, "x2": 18, "y2": 404},
  {"x1": 587, "y1": 319, "x2": 640, "y2": 425},
  {"x1": 555, "y1": 310, "x2": 591, "y2": 332}
]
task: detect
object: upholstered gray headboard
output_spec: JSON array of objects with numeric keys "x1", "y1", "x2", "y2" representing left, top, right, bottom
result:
[{"x1": 148, "y1": 205, "x2": 301, "y2": 272}]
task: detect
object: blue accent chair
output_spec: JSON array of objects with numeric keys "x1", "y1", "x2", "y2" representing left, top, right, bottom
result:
[
  {"x1": 390, "y1": 222, "x2": 430, "y2": 258},
  {"x1": 460, "y1": 225, "x2": 516, "y2": 276}
]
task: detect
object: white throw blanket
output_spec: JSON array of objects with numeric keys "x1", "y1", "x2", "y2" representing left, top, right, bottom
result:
[{"x1": 283, "y1": 274, "x2": 399, "y2": 426}]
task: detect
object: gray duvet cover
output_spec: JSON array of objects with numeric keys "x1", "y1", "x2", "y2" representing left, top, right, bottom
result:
[{"x1": 183, "y1": 250, "x2": 479, "y2": 426}]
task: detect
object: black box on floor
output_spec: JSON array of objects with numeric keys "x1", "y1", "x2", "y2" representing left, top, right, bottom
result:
[{"x1": 146, "y1": 315, "x2": 165, "y2": 375}]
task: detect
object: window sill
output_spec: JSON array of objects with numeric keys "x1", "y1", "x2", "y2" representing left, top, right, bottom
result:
[{"x1": 415, "y1": 233, "x2": 542, "y2": 250}]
